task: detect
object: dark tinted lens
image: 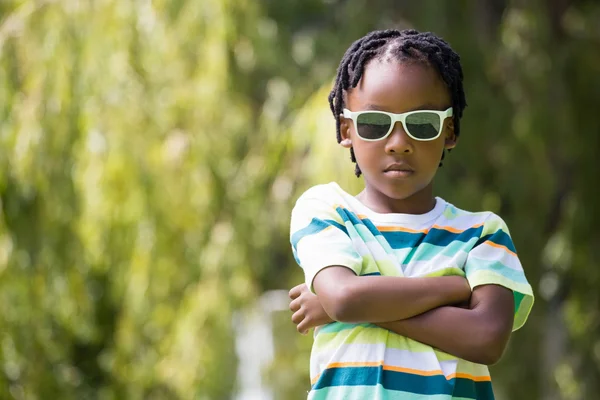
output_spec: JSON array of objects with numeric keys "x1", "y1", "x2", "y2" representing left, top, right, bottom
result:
[
  {"x1": 356, "y1": 112, "x2": 392, "y2": 140},
  {"x1": 405, "y1": 112, "x2": 441, "y2": 139}
]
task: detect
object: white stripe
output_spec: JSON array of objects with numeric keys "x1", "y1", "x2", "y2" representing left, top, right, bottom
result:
[
  {"x1": 402, "y1": 253, "x2": 467, "y2": 277},
  {"x1": 469, "y1": 242, "x2": 523, "y2": 271},
  {"x1": 313, "y1": 343, "x2": 465, "y2": 378},
  {"x1": 373, "y1": 212, "x2": 490, "y2": 232},
  {"x1": 431, "y1": 212, "x2": 490, "y2": 232}
]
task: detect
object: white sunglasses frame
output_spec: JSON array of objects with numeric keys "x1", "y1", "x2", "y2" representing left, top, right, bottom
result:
[{"x1": 342, "y1": 107, "x2": 453, "y2": 142}]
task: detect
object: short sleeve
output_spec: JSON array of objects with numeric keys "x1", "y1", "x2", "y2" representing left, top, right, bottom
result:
[
  {"x1": 290, "y1": 193, "x2": 363, "y2": 293},
  {"x1": 464, "y1": 214, "x2": 534, "y2": 331}
]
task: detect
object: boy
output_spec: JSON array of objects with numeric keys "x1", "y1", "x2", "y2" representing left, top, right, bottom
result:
[{"x1": 289, "y1": 29, "x2": 534, "y2": 399}]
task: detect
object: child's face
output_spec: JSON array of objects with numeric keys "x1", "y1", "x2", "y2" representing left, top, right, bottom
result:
[{"x1": 340, "y1": 60, "x2": 456, "y2": 211}]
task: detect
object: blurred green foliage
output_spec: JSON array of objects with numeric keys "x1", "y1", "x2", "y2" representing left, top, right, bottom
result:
[{"x1": 0, "y1": 1, "x2": 599, "y2": 399}]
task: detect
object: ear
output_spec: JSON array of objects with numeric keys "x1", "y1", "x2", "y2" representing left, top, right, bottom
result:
[
  {"x1": 444, "y1": 118, "x2": 458, "y2": 150},
  {"x1": 339, "y1": 114, "x2": 352, "y2": 148}
]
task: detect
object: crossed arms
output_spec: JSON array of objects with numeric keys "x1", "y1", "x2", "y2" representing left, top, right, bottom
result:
[{"x1": 289, "y1": 266, "x2": 514, "y2": 365}]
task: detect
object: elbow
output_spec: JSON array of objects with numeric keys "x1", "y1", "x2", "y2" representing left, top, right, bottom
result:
[
  {"x1": 323, "y1": 284, "x2": 358, "y2": 323},
  {"x1": 470, "y1": 347, "x2": 504, "y2": 366},
  {"x1": 469, "y1": 326, "x2": 510, "y2": 365}
]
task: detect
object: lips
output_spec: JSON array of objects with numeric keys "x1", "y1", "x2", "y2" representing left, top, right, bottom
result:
[
  {"x1": 384, "y1": 162, "x2": 414, "y2": 173},
  {"x1": 383, "y1": 162, "x2": 415, "y2": 178}
]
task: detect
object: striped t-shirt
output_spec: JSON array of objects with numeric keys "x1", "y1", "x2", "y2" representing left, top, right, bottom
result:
[{"x1": 290, "y1": 182, "x2": 534, "y2": 400}]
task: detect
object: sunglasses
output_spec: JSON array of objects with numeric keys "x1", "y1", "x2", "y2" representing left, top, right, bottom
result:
[{"x1": 342, "y1": 107, "x2": 453, "y2": 141}]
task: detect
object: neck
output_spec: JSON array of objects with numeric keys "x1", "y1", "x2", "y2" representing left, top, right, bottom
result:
[{"x1": 357, "y1": 183, "x2": 436, "y2": 215}]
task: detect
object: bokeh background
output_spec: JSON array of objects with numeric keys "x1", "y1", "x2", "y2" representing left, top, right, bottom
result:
[{"x1": 1, "y1": 0, "x2": 599, "y2": 399}]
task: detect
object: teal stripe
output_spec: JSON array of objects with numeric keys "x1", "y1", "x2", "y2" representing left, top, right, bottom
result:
[
  {"x1": 291, "y1": 218, "x2": 348, "y2": 251},
  {"x1": 335, "y1": 206, "x2": 380, "y2": 235},
  {"x1": 426, "y1": 225, "x2": 484, "y2": 247},
  {"x1": 382, "y1": 230, "x2": 422, "y2": 250},
  {"x1": 476, "y1": 230, "x2": 516, "y2": 253},
  {"x1": 336, "y1": 206, "x2": 362, "y2": 226},
  {"x1": 362, "y1": 217, "x2": 383, "y2": 236},
  {"x1": 317, "y1": 322, "x2": 374, "y2": 335},
  {"x1": 336, "y1": 208, "x2": 385, "y2": 244},
  {"x1": 332, "y1": 206, "x2": 488, "y2": 257},
  {"x1": 312, "y1": 366, "x2": 494, "y2": 399},
  {"x1": 382, "y1": 225, "x2": 483, "y2": 250},
  {"x1": 403, "y1": 239, "x2": 476, "y2": 264},
  {"x1": 465, "y1": 259, "x2": 529, "y2": 285},
  {"x1": 328, "y1": 220, "x2": 347, "y2": 233},
  {"x1": 312, "y1": 385, "x2": 482, "y2": 400}
]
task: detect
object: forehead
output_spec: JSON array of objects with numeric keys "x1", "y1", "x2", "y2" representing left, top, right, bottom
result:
[{"x1": 346, "y1": 60, "x2": 450, "y2": 112}]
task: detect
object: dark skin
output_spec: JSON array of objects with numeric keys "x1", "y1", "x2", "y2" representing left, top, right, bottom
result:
[
  {"x1": 289, "y1": 282, "x2": 514, "y2": 365},
  {"x1": 340, "y1": 60, "x2": 454, "y2": 215},
  {"x1": 290, "y1": 60, "x2": 515, "y2": 366}
]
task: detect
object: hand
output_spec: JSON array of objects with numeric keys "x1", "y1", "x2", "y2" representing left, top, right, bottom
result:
[
  {"x1": 289, "y1": 283, "x2": 334, "y2": 334},
  {"x1": 455, "y1": 276, "x2": 473, "y2": 306},
  {"x1": 455, "y1": 299, "x2": 472, "y2": 309}
]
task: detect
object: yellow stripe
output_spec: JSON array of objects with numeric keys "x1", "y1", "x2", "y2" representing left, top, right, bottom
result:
[
  {"x1": 376, "y1": 226, "x2": 428, "y2": 233},
  {"x1": 375, "y1": 223, "x2": 483, "y2": 234},
  {"x1": 332, "y1": 204, "x2": 485, "y2": 236},
  {"x1": 382, "y1": 365, "x2": 444, "y2": 376},
  {"x1": 312, "y1": 361, "x2": 491, "y2": 382},
  {"x1": 485, "y1": 240, "x2": 517, "y2": 257},
  {"x1": 447, "y1": 372, "x2": 492, "y2": 382}
]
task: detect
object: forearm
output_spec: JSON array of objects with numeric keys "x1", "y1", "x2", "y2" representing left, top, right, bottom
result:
[
  {"x1": 377, "y1": 294, "x2": 513, "y2": 365},
  {"x1": 378, "y1": 306, "x2": 494, "y2": 363},
  {"x1": 318, "y1": 272, "x2": 470, "y2": 323}
]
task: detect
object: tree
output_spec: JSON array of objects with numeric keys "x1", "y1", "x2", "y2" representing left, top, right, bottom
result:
[{"x1": 1, "y1": 1, "x2": 598, "y2": 399}]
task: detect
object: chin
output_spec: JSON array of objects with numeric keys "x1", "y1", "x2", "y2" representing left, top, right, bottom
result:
[{"x1": 374, "y1": 180, "x2": 419, "y2": 201}]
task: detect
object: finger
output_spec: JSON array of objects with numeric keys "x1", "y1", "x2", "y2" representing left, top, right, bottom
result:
[
  {"x1": 298, "y1": 283, "x2": 309, "y2": 293},
  {"x1": 297, "y1": 319, "x2": 310, "y2": 335},
  {"x1": 289, "y1": 298, "x2": 301, "y2": 312},
  {"x1": 289, "y1": 284, "x2": 304, "y2": 300},
  {"x1": 291, "y1": 309, "x2": 304, "y2": 325}
]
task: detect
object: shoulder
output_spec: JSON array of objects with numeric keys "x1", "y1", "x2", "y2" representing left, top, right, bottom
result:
[
  {"x1": 295, "y1": 182, "x2": 341, "y2": 203},
  {"x1": 293, "y1": 182, "x2": 347, "y2": 212},
  {"x1": 437, "y1": 199, "x2": 510, "y2": 236},
  {"x1": 291, "y1": 183, "x2": 346, "y2": 225}
]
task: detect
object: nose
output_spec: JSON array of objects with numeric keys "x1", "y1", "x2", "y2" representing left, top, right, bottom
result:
[{"x1": 384, "y1": 121, "x2": 414, "y2": 154}]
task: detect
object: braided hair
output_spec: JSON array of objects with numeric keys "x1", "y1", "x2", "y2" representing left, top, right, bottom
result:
[{"x1": 328, "y1": 29, "x2": 467, "y2": 177}]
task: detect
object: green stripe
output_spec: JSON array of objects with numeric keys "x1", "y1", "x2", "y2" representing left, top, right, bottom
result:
[
  {"x1": 311, "y1": 385, "x2": 481, "y2": 399},
  {"x1": 404, "y1": 240, "x2": 476, "y2": 264},
  {"x1": 467, "y1": 269, "x2": 534, "y2": 331},
  {"x1": 481, "y1": 217, "x2": 508, "y2": 235},
  {"x1": 313, "y1": 326, "x2": 458, "y2": 360},
  {"x1": 359, "y1": 254, "x2": 400, "y2": 277},
  {"x1": 514, "y1": 291, "x2": 524, "y2": 313},
  {"x1": 424, "y1": 266, "x2": 466, "y2": 278},
  {"x1": 312, "y1": 366, "x2": 494, "y2": 398}
]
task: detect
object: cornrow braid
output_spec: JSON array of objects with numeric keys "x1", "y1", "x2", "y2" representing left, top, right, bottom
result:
[{"x1": 328, "y1": 29, "x2": 467, "y2": 177}]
